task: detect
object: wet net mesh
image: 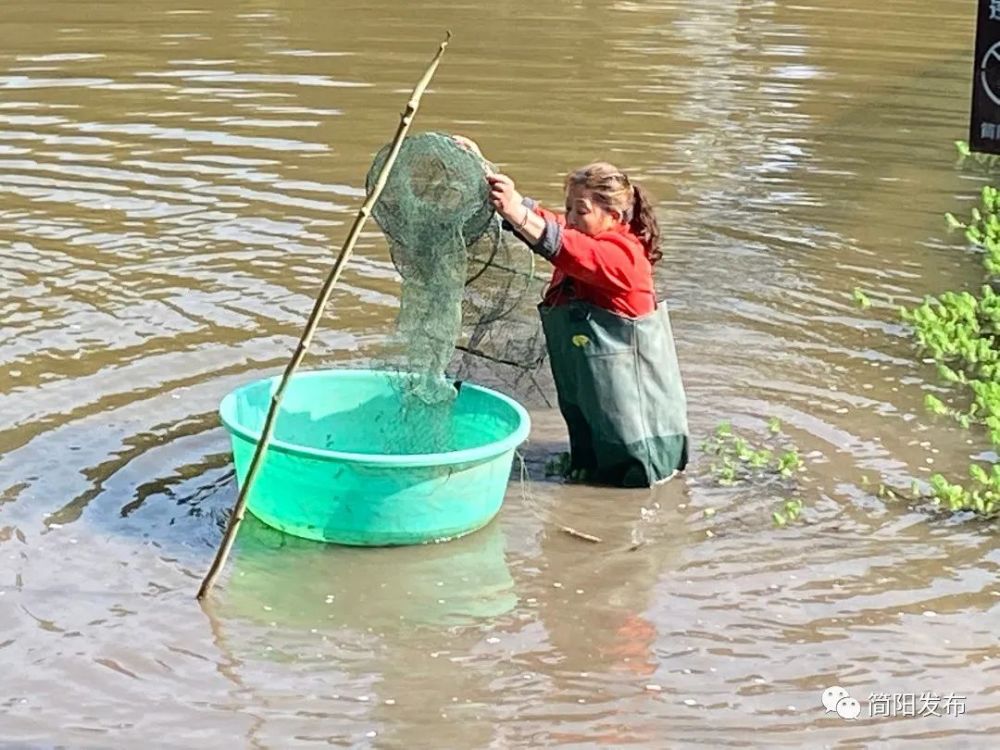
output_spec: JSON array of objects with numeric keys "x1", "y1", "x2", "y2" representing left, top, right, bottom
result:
[{"x1": 364, "y1": 132, "x2": 548, "y2": 452}]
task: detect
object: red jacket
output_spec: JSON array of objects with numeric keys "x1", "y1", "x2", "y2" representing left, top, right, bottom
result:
[{"x1": 532, "y1": 205, "x2": 657, "y2": 318}]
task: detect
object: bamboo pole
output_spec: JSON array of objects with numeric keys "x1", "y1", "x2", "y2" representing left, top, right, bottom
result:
[
  {"x1": 559, "y1": 526, "x2": 603, "y2": 544},
  {"x1": 197, "y1": 32, "x2": 452, "y2": 601}
]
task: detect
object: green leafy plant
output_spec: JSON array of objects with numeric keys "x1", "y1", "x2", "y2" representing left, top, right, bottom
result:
[
  {"x1": 702, "y1": 422, "x2": 802, "y2": 484},
  {"x1": 895, "y1": 147, "x2": 1000, "y2": 517},
  {"x1": 772, "y1": 498, "x2": 803, "y2": 528},
  {"x1": 776, "y1": 449, "x2": 803, "y2": 478},
  {"x1": 701, "y1": 419, "x2": 809, "y2": 526},
  {"x1": 955, "y1": 138, "x2": 1000, "y2": 171}
]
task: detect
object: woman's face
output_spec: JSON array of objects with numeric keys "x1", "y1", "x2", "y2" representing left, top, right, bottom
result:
[{"x1": 565, "y1": 186, "x2": 620, "y2": 236}]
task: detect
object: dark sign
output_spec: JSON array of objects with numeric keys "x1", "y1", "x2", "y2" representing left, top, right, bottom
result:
[{"x1": 971, "y1": 0, "x2": 1000, "y2": 152}]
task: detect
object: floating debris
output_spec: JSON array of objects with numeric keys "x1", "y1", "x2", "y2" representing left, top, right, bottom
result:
[{"x1": 560, "y1": 526, "x2": 602, "y2": 543}]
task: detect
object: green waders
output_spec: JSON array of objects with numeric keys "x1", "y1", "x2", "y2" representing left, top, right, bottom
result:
[{"x1": 539, "y1": 300, "x2": 689, "y2": 487}]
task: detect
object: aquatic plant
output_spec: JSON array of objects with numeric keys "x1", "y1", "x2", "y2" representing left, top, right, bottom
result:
[
  {"x1": 772, "y1": 498, "x2": 803, "y2": 528},
  {"x1": 702, "y1": 419, "x2": 804, "y2": 483},
  {"x1": 897, "y1": 146, "x2": 1000, "y2": 517},
  {"x1": 701, "y1": 419, "x2": 808, "y2": 526},
  {"x1": 955, "y1": 139, "x2": 1000, "y2": 172}
]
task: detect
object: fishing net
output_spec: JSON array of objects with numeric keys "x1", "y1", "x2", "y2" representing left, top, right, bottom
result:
[{"x1": 365, "y1": 132, "x2": 548, "y2": 452}]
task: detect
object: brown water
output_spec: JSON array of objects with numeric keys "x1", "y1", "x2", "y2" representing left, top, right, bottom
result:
[{"x1": 1, "y1": 0, "x2": 998, "y2": 747}]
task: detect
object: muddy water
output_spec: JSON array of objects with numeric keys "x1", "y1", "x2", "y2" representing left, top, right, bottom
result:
[{"x1": 1, "y1": 0, "x2": 998, "y2": 747}]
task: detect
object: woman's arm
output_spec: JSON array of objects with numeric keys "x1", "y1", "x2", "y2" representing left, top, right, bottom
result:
[
  {"x1": 488, "y1": 173, "x2": 641, "y2": 291},
  {"x1": 451, "y1": 136, "x2": 559, "y2": 241},
  {"x1": 530, "y1": 202, "x2": 566, "y2": 227},
  {"x1": 487, "y1": 173, "x2": 547, "y2": 244}
]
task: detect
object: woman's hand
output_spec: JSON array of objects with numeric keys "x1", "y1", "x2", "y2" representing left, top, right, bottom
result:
[
  {"x1": 452, "y1": 134, "x2": 484, "y2": 159},
  {"x1": 489, "y1": 173, "x2": 546, "y2": 245},
  {"x1": 487, "y1": 173, "x2": 525, "y2": 222}
]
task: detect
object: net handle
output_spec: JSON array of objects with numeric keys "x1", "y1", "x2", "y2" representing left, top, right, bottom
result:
[{"x1": 197, "y1": 32, "x2": 453, "y2": 602}]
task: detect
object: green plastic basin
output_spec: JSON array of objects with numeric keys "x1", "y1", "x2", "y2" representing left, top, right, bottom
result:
[{"x1": 219, "y1": 369, "x2": 531, "y2": 545}]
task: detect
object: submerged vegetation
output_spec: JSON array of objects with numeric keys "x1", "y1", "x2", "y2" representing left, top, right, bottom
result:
[
  {"x1": 701, "y1": 419, "x2": 807, "y2": 527},
  {"x1": 893, "y1": 142, "x2": 1000, "y2": 517}
]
